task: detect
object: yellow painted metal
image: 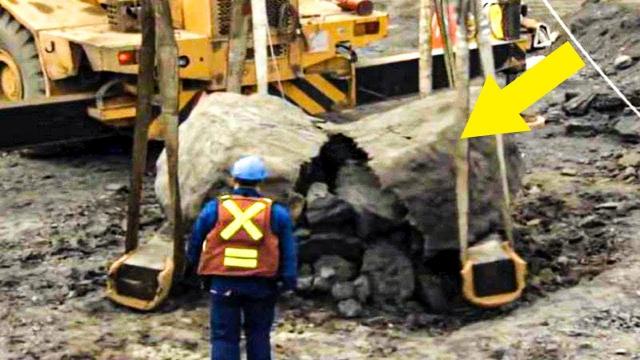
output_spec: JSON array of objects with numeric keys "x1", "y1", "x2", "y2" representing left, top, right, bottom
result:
[
  {"x1": 106, "y1": 238, "x2": 175, "y2": 311},
  {"x1": 0, "y1": 0, "x2": 107, "y2": 33},
  {"x1": 305, "y1": 73, "x2": 347, "y2": 105},
  {"x1": 0, "y1": 49, "x2": 22, "y2": 101},
  {"x1": 460, "y1": 242, "x2": 527, "y2": 308},
  {"x1": 87, "y1": 96, "x2": 137, "y2": 126},
  {"x1": 300, "y1": 11, "x2": 389, "y2": 68},
  {"x1": 489, "y1": 4, "x2": 505, "y2": 40},
  {"x1": 148, "y1": 89, "x2": 200, "y2": 140},
  {"x1": 170, "y1": 0, "x2": 185, "y2": 29},
  {"x1": 182, "y1": 0, "x2": 213, "y2": 37},
  {"x1": 281, "y1": 81, "x2": 326, "y2": 115},
  {"x1": 41, "y1": 26, "x2": 214, "y2": 80},
  {"x1": 2, "y1": 0, "x2": 390, "y2": 119},
  {"x1": 38, "y1": 33, "x2": 81, "y2": 80},
  {"x1": 305, "y1": 55, "x2": 352, "y2": 77}
]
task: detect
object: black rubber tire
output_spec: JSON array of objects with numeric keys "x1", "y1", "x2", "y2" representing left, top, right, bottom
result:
[{"x1": 0, "y1": 9, "x2": 45, "y2": 99}]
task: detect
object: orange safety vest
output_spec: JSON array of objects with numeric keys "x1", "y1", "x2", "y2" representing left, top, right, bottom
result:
[{"x1": 197, "y1": 195, "x2": 280, "y2": 278}]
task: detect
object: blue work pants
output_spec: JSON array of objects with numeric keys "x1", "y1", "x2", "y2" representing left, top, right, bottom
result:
[{"x1": 210, "y1": 290, "x2": 277, "y2": 360}]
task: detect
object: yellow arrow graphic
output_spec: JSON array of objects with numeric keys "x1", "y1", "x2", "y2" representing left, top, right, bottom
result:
[{"x1": 461, "y1": 42, "x2": 586, "y2": 139}]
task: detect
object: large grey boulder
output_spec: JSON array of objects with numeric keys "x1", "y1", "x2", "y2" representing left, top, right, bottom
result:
[
  {"x1": 332, "y1": 91, "x2": 523, "y2": 253},
  {"x1": 155, "y1": 93, "x2": 327, "y2": 224}
]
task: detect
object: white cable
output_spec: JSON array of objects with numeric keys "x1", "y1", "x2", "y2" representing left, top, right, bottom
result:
[
  {"x1": 266, "y1": 28, "x2": 285, "y2": 99},
  {"x1": 540, "y1": 0, "x2": 640, "y2": 119}
]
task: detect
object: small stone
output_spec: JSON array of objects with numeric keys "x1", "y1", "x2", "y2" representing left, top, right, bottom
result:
[
  {"x1": 614, "y1": 117, "x2": 640, "y2": 141},
  {"x1": 595, "y1": 202, "x2": 621, "y2": 210},
  {"x1": 331, "y1": 282, "x2": 355, "y2": 301},
  {"x1": 527, "y1": 218, "x2": 542, "y2": 226},
  {"x1": 337, "y1": 299, "x2": 362, "y2": 318},
  {"x1": 614, "y1": 55, "x2": 633, "y2": 70},
  {"x1": 294, "y1": 228, "x2": 311, "y2": 239},
  {"x1": 317, "y1": 266, "x2": 336, "y2": 280},
  {"x1": 561, "y1": 168, "x2": 578, "y2": 176},
  {"x1": 622, "y1": 166, "x2": 637, "y2": 179},
  {"x1": 538, "y1": 268, "x2": 555, "y2": 284},
  {"x1": 353, "y1": 275, "x2": 371, "y2": 303},
  {"x1": 528, "y1": 185, "x2": 542, "y2": 195},
  {"x1": 557, "y1": 256, "x2": 569, "y2": 266},
  {"x1": 614, "y1": 348, "x2": 628, "y2": 355},
  {"x1": 563, "y1": 92, "x2": 595, "y2": 116},
  {"x1": 579, "y1": 215, "x2": 606, "y2": 228},
  {"x1": 313, "y1": 255, "x2": 357, "y2": 282},
  {"x1": 545, "y1": 109, "x2": 565, "y2": 124},
  {"x1": 307, "y1": 310, "x2": 332, "y2": 325},
  {"x1": 617, "y1": 152, "x2": 640, "y2": 168},
  {"x1": 312, "y1": 276, "x2": 333, "y2": 293},
  {"x1": 578, "y1": 342, "x2": 593, "y2": 350},
  {"x1": 105, "y1": 183, "x2": 128, "y2": 192},
  {"x1": 297, "y1": 276, "x2": 313, "y2": 292}
]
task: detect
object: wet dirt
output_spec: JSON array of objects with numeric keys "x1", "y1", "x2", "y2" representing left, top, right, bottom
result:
[{"x1": 2, "y1": 104, "x2": 640, "y2": 360}]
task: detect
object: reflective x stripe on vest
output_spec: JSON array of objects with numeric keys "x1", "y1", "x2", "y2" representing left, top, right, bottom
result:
[{"x1": 219, "y1": 199, "x2": 267, "y2": 241}]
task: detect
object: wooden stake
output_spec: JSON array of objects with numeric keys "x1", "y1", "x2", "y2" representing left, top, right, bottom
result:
[
  {"x1": 228, "y1": 0, "x2": 250, "y2": 93},
  {"x1": 251, "y1": 0, "x2": 269, "y2": 95},
  {"x1": 454, "y1": 0, "x2": 471, "y2": 264},
  {"x1": 125, "y1": 0, "x2": 155, "y2": 253},
  {"x1": 436, "y1": 0, "x2": 456, "y2": 87},
  {"x1": 473, "y1": 0, "x2": 514, "y2": 246},
  {"x1": 419, "y1": 0, "x2": 434, "y2": 96},
  {"x1": 154, "y1": 0, "x2": 185, "y2": 274}
]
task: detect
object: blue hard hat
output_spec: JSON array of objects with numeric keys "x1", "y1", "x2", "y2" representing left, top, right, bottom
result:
[{"x1": 231, "y1": 156, "x2": 268, "y2": 181}]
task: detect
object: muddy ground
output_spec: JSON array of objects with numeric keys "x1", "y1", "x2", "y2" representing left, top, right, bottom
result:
[
  {"x1": 3, "y1": 2, "x2": 640, "y2": 360},
  {"x1": 2, "y1": 92, "x2": 640, "y2": 359}
]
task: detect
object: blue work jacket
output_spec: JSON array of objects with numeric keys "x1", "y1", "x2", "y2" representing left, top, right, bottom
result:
[{"x1": 187, "y1": 187, "x2": 297, "y2": 297}]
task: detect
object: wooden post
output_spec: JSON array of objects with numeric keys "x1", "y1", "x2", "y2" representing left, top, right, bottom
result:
[
  {"x1": 419, "y1": 0, "x2": 433, "y2": 96},
  {"x1": 227, "y1": 0, "x2": 250, "y2": 93},
  {"x1": 473, "y1": 0, "x2": 514, "y2": 246},
  {"x1": 251, "y1": 0, "x2": 269, "y2": 95},
  {"x1": 435, "y1": 0, "x2": 456, "y2": 87},
  {"x1": 154, "y1": 0, "x2": 185, "y2": 274},
  {"x1": 454, "y1": 0, "x2": 470, "y2": 264},
  {"x1": 125, "y1": 0, "x2": 155, "y2": 253}
]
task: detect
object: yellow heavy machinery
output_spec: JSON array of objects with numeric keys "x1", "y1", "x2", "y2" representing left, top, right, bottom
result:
[
  {"x1": 0, "y1": 0, "x2": 389, "y2": 148},
  {"x1": 0, "y1": 0, "x2": 548, "y2": 149}
]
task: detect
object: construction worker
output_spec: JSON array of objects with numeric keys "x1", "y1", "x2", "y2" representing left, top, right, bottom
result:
[{"x1": 186, "y1": 155, "x2": 298, "y2": 360}]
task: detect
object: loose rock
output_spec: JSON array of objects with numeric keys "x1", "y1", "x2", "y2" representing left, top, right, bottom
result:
[
  {"x1": 614, "y1": 55, "x2": 633, "y2": 70},
  {"x1": 361, "y1": 243, "x2": 415, "y2": 304},
  {"x1": 331, "y1": 282, "x2": 356, "y2": 301},
  {"x1": 353, "y1": 275, "x2": 371, "y2": 303},
  {"x1": 314, "y1": 255, "x2": 357, "y2": 282},
  {"x1": 337, "y1": 299, "x2": 362, "y2": 318}
]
